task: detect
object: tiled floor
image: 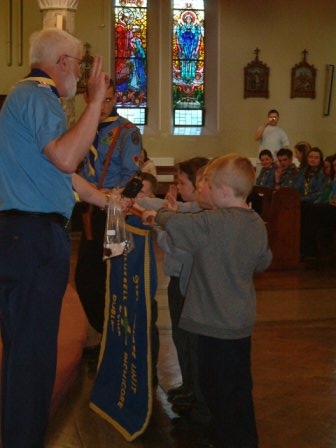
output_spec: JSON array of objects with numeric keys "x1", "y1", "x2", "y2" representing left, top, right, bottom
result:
[{"x1": 45, "y1": 234, "x2": 336, "y2": 448}]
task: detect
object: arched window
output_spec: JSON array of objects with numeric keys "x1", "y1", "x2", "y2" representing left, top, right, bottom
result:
[
  {"x1": 114, "y1": 0, "x2": 148, "y2": 125},
  {"x1": 172, "y1": 0, "x2": 205, "y2": 127}
]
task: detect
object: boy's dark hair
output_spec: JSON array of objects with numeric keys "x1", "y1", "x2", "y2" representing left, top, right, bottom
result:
[
  {"x1": 277, "y1": 148, "x2": 293, "y2": 159},
  {"x1": 85, "y1": 78, "x2": 115, "y2": 96},
  {"x1": 138, "y1": 171, "x2": 158, "y2": 193},
  {"x1": 142, "y1": 148, "x2": 149, "y2": 162},
  {"x1": 268, "y1": 109, "x2": 279, "y2": 116},
  {"x1": 177, "y1": 157, "x2": 209, "y2": 188},
  {"x1": 259, "y1": 149, "x2": 273, "y2": 159},
  {"x1": 108, "y1": 78, "x2": 115, "y2": 91}
]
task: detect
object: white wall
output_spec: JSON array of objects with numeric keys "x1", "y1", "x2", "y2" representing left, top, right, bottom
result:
[{"x1": 218, "y1": 0, "x2": 336, "y2": 158}]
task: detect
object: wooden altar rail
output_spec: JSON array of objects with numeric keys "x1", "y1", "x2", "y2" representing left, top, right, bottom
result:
[{"x1": 250, "y1": 186, "x2": 301, "y2": 270}]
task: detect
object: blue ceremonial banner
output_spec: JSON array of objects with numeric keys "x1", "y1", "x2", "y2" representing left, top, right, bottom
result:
[{"x1": 90, "y1": 216, "x2": 157, "y2": 441}]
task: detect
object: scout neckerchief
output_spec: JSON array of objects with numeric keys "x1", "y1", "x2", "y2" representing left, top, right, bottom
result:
[
  {"x1": 82, "y1": 120, "x2": 134, "y2": 241},
  {"x1": 88, "y1": 115, "x2": 119, "y2": 176},
  {"x1": 19, "y1": 69, "x2": 60, "y2": 97}
]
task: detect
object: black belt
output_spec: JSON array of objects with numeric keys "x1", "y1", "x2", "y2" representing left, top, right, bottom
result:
[{"x1": 0, "y1": 209, "x2": 70, "y2": 230}]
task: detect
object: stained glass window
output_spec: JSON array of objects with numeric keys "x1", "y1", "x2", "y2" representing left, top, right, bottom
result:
[
  {"x1": 172, "y1": 0, "x2": 205, "y2": 127},
  {"x1": 114, "y1": 0, "x2": 148, "y2": 125}
]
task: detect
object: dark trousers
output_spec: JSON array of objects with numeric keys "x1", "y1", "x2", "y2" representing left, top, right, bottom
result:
[
  {"x1": 0, "y1": 215, "x2": 70, "y2": 448},
  {"x1": 168, "y1": 277, "x2": 210, "y2": 422},
  {"x1": 300, "y1": 202, "x2": 322, "y2": 258},
  {"x1": 300, "y1": 202, "x2": 336, "y2": 258},
  {"x1": 150, "y1": 297, "x2": 160, "y2": 386},
  {"x1": 198, "y1": 335, "x2": 258, "y2": 448},
  {"x1": 75, "y1": 207, "x2": 107, "y2": 333},
  {"x1": 167, "y1": 277, "x2": 193, "y2": 389}
]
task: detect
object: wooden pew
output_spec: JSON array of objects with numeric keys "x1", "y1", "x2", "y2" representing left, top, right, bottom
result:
[
  {"x1": 250, "y1": 186, "x2": 301, "y2": 270},
  {"x1": 152, "y1": 157, "x2": 175, "y2": 198},
  {"x1": 155, "y1": 165, "x2": 176, "y2": 197},
  {"x1": 249, "y1": 185, "x2": 274, "y2": 221}
]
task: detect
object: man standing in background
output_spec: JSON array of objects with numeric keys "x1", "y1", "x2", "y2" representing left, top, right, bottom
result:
[{"x1": 255, "y1": 109, "x2": 289, "y2": 159}]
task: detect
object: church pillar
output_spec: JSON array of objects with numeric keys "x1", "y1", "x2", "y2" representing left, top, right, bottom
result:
[
  {"x1": 36, "y1": 0, "x2": 79, "y2": 33},
  {"x1": 37, "y1": 0, "x2": 80, "y2": 128}
]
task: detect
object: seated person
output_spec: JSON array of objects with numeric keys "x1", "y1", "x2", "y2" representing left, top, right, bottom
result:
[
  {"x1": 321, "y1": 154, "x2": 335, "y2": 202},
  {"x1": 275, "y1": 148, "x2": 298, "y2": 188},
  {"x1": 256, "y1": 149, "x2": 276, "y2": 188},
  {"x1": 294, "y1": 147, "x2": 326, "y2": 203},
  {"x1": 294, "y1": 141, "x2": 311, "y2": 170},
  {"x1": 294, "y1": 147, "x2": 332, "y2": 259}
]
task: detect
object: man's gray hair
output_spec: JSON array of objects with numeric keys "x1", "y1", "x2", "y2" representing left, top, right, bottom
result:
[{"x1": 29, "y1": 28, "x2": 82, "y2": 67}]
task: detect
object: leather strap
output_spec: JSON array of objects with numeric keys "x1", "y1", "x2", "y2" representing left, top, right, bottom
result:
[{"x1": 97, "y1": 121, "x2": 134, "y2": 189}]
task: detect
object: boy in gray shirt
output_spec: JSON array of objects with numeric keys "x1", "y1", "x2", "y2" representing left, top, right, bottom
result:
[{"x1": 155, "y1": 154, "x2": 272, "y2": 448}]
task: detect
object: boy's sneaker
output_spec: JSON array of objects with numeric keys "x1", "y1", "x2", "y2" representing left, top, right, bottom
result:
[
  {"x1": 197, "y1": 440, "x2": 214, "y2": 448},
  {"x1": 167, "y1": 384, "x2": 185, "y2": 399},
  {"x1": 167, "y1": 385, "x2": 194, "y2": 404},
  {"x1": 171, "y1": 402, "x2": 193, "y2": 416},
  {"x1": 170, "y1": 393, "x2": 194, "y2": 408},
  {"x1": 171, "y1": 415, "x2": 209, "y2": 433}
]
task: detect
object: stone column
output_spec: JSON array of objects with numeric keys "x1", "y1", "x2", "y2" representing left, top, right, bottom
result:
[
  {"x1": 37, "y1": 0, "x2": 80, "y2": 128},
  {"x1": 37, "y1": 0, "x2": 79, "y2": 32}
]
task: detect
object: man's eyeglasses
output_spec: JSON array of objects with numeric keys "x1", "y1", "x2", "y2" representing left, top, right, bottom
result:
[{"x1": 57, "y1": 54, "x2": 85, "y2": 70}]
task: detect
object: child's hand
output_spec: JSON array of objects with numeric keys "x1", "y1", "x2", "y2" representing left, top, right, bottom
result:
[
  {"x1": 165, "y1": 185, "x2": 178, "y2": 211},
  {"x1": 120, "y1": 197, "x2": 134, "y2": 212},
  {"x1": 167, "y1": 184, "x2": 177, "y2": 199},
  {"x1": 142, "y1": 210, "x2": 156, "y2": 226},
  {"x1": 166, "y1": 197, "x2": 177, "y2": 211}
]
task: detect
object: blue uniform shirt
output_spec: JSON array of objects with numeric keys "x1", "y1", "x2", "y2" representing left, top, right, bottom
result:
[
  {"x1": 294, "y1": 168, "x2": 326, "y2": 203},
  {"x1": 0, "y1": 70, "x2": 75, "y2": 218},
  {"x1": 80, "y1": 114, "x2": 142, "y2": 188},
  {"x1": 256, "y1": 165, "x2": 276, "y2": 188}
]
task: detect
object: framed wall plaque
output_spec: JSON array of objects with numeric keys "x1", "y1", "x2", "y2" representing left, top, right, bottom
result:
[
  {"x1": 244, "y1": 48, "x2": 269, "y2": 98},
  {"x1": 291, "y1": 50, "x2": 316, "y2": 99}
]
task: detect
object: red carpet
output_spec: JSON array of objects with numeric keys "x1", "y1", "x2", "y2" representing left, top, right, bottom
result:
[{"x1": 51, "y1": 283, "x2": 88, "y2": 414}]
